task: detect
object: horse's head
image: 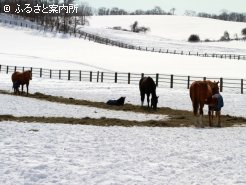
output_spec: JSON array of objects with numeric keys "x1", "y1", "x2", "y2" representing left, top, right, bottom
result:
[
  {"x1": 211, "y1": 81, "x2": 219, "y2": 94},
  {"x1": 151, "y1": 96, "x2": 159, "y2": 110},
  {"x1": 27, "y1": 70, "x2": 32, "y2": 80}
]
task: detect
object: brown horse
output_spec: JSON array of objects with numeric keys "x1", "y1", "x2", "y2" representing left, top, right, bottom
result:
[
  {"x1": 189, "y1": 80, "x2": 219, "y2": 127},
  {"x1": 139, "y1": 76, "x2": 159, "y2": 110},
  {"x1": 11, "y1": 70, "x2": 32, "y2": 96}
]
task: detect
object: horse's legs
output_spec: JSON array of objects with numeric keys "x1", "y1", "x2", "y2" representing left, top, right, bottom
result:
[
  {"x1": 140, "y1": 92, "x2": 145, "y2": 106},
  {"x1": 198, "y1": 103, "x2": 204, "y2": 127},
  {"x1": 216, "y1": 111, "x2": 222, "y2": 127},
  {"x1": 21, "y1": 84, "x2": 24, "y2": 94},
  {"x1": 208, "y1": 110, "x2": 212, "y2": 127},
  {"x1": 147, "y1": 93, "x2": 150, "y2": 108},
  {"x1": 26, "y1": 84, "x2": 29, "y2": 96},
  {"x1": 208, "y1": 109, "x2": 214, "y2": 127},
  {"x1": 192, "y1": 100, "x2": 199, "y2": 127}
]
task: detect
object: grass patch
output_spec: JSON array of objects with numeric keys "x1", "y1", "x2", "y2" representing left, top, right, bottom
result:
[{"x1": 0, "y1": 90, "x2": 246, "y2": 127}]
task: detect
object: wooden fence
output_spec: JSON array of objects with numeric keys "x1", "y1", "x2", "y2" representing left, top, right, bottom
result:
[
  {"x1": 1, "y1": 17, "x2": 246, "y2": 61},
  {"x1": 0, "y1": 64, "x2": 245, "y2": 94}
]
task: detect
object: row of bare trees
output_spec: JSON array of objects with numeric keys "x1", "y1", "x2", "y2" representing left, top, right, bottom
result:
[
  {"x1": 185, "y1": 10, "x2": 246, "y2": 23},
  {"x1": 97, "y1": 6, "x2": 175, "y2": 16},
  {"x1": 0, "y1": 0, "x2": 92, "y2": 33}
]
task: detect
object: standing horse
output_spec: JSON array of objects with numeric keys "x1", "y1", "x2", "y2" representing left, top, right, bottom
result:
[
  {"x1": 11, "y1": 70, "x2": 32, "y2": 96},
  {"x1": 189, "y1": 80, "x2": 219, "y2": 127},
  {"x1": 139, "y1": 76, "x2": 159, "y2": 110},
  {"x1": 207, "y1": 93, "x2": 224, "y2": 127},
  {"x1": 13, "y1": 80, "x2": 21, "y2": 95}
]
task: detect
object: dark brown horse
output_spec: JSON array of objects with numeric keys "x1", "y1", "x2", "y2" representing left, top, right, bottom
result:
[
  {"x1": 139, "y1": 76, "x2": 159, "y2": 110},
  {"x1": 11, "y1": 70, "x2": 32, "y2": 96},
  {"x1": 189, "y1": 80, "x2": 219, "y2": 127}
]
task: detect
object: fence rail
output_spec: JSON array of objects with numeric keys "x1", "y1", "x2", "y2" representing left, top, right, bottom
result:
[
  {"x1": 0, "y1": 64, "x2": 245, "y2": 94},
  {"x1": 1, "y1": 17, "x2": 246, "y2": 61}
]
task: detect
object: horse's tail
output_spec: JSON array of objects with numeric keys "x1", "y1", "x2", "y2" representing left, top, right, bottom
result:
[{"x1": 190, "y1": 83, "x2": 199, "y2": 116}]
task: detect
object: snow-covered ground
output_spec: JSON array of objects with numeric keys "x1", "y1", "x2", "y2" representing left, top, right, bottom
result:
[
  {"x1": 1, "y1": 14, "x2": 246, "y2": 185},
  {"x1": 1, "y1": 14, "x2": 246, "y2": 78},
  {"x1": 1, "y1": 73, "x2": 246, "y2": 118},
  {"x1": 0, "y1": 93, "x2": 167, "y2": 122},
  {"x1": 80, "y1": 15, "x2": 246, "y2": 55},
  {"x1": 87, "y1": 15, "x2": 246, "y2": 41},
  {"x1": 1, "y1": 121, "x2": 246, "y2": 184}
]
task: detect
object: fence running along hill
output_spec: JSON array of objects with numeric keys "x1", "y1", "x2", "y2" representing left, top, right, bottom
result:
[
  {"x1": 0, "y1": 64, "x2": 245, "y2": 94},
  {"x1": 1, "y1": 17, "x2": 246, "y2": 61}
]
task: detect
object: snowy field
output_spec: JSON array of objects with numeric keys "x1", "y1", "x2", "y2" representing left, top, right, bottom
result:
[
  {"x1": 80, "y1": 15, "x2": 246, "y2": 55},
  {"x1": 0, "y1": 92, "x2": 167, "y2": 122},
  {"x1": 1, "y1": 14, "x2": 246, "y2": 78},
  {"x1": 1, "y1": 122, "x2": 246, "y2": 184},
  {"x1": 1, "y1": 14, "x2": 246, "y2": 184},
  {"x1": 0, "y1": 73, "x2": 246, "y2": 118}
]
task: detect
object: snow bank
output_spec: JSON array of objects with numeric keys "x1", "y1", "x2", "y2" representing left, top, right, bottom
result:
[{"x1": 0, "y1": 121, "x2": 245, "y2": 184}]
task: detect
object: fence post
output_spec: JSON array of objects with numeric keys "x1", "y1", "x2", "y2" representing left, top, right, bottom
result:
[
  {"x1": 22, "y1": 67, "x2": 24, "y2": 72},
  {"x1": 141, "y1": 73, "x2": 144, "y2": 78},
  {"x1": 101, "y1": 72, "x2": 104, "y2": 83},
  {"x1": 115, "y1": 72, "x2": 117, "y2": 83},
  {"x1": 90, "y1": 71, "x2": 92, "y2": 82},
  {"x1": 220, "y1": 78, "x2": 223, "y2": 92},
  {"x1": 97, "y1": 71, "x2": 99, "y2": 82},
  {"x1": 68, "y1": 70, "x2": 71, "y2": 80},
  {"x1": 241, "y1": 79, "x2": 244, "y2": 94},
  {"x1": 170, "y1": 75, "x2": 173, "y2": 88},
  {"x1": 6, "y1": 66, "x2": 9, "y2": 74},
  {"x1": 14, "y1": 66, "x2": 17, "y2": 72},
  {"x1": 40, "y1": 68, "x2": 42, "y2": 78},
  {"x1": 187, "y1": 76, "x2": 190, "y2": 89},
  {"x1": 0, "y1": 65, "x2": 1, "y2": 72},
  {"x1": 156, "y1": 73, "x2": 159, "y2": 87},
  {"x1": 203, "y1": 77, "x2": 206, "y2": 81},
  {"x1": 59, "y1": 70, "x2": 61, "y2": 80},
  {"x1": 50, "y1": 69, "x2": 52, "y2": 79},
  {"x1": 128, "y1": 73, "x2": 131, "y2": 84},
  {"x1": 79, "y1": 70, "x2": 82, "y2": 81}
]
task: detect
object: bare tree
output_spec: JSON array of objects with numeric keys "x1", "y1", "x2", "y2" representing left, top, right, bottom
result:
[{"x1": 170, "y1": 8, "x2": 175, "y2": 15}]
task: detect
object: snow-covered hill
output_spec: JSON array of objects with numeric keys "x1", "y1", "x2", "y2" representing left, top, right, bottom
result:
[
  {"x1": 86, "y1": 15, "x2": 246, "y2": 41},
  {"x1": 1, "y1": 14, "x2": 246, "y2": 78},
  {"x1": 79, "y1": 15, "x2": 246, "y2": 55}
]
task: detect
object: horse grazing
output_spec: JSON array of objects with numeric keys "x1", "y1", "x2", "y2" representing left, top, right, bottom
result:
[
  {"x1": 189, "y1": 80, "x2": 219, "y2": 127},
  {"x1": 139, "y1": 76, "x2": 159, "y2": 110},
  {"x1": 11, "y1": 70, "x2": 32, "y2": 96}
]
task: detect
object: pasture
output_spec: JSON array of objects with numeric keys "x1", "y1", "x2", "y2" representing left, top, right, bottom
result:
[{"x1": 1, "y1": 14, "x2": 246, "y2": 184}]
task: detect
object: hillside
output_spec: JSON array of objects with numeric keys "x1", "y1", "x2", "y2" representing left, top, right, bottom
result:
[
  {"x1": 79, "y1": 15, "x2": 246, "y2": 55},
  {"x1": 86, "y1": 15, "x2": 246, "y2": 41},
  {"x1": 1, "y1": 14, "x2": 246, "y2": 78}
]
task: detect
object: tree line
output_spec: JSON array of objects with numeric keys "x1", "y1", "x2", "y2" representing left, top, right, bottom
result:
[
  {"x1": 0, "y1": 0, "x2": 92, "y2": 33},
  {"x1": 97, "y1": 6, "x2": 175, "y2": 16},
  {"x1": 97, "y1": 6, "x2": 246, "y2": 23},
  {"x1": 185, "y1": 10, "x2": 246, "y2": 22}
]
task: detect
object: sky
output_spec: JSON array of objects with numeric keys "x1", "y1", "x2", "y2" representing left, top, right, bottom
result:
[{"x1": 80, "y1": 0, "x2": 246, "y2": 15}]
